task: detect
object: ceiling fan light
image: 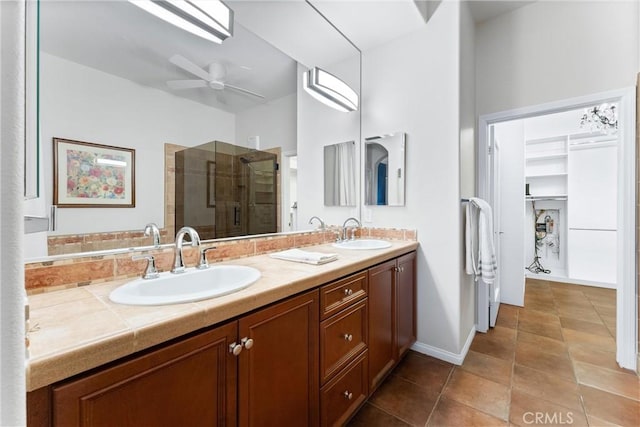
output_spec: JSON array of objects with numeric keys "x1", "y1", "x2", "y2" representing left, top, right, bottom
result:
[
  {"x1": 303, "y1": 67, "x2": 359, "y2": 113},
  {"x1": 129, "y1": 0, "x2": 233, "y2": 44}
]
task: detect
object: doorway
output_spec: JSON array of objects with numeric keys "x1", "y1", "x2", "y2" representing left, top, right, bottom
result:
[{"x1": 478, "y1": 88, "x2": 637, "y2": 371}]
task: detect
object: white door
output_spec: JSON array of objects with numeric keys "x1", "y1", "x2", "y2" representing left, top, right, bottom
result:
[{"x1": 488, "y1": 130, "x2": 502, "y2": 327}]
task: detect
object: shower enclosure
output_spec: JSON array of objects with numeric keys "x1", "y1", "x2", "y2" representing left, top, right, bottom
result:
[{"x1": 175, "y1": 141, "x2": 278, "y2": 240}]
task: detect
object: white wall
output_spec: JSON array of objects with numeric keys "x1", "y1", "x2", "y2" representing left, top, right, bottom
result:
[
  {"x1": 495, "y1": 119, "x2": 525, "y2": 306},
  {"x1": 296, "y1": 56, "x2": 361, "y2": 230},
  {"x1": 362, "y1": 1, "x2": 464, "y2": 356},
  {"x1": 235, "y1": 93, "x2": 296, "y2": 152},
  {"x1": 40, "y1": 53, "x2": 236, "y2": 236},
  {"x1": 0, "y1": 1, "x2": 26, "y2": 423},
  {"x1": 458, "y1": 0, "x2": 476, "y2": 350},
  {"x1": 476, "y1": 1, "x2": 639, "y2": 116}
]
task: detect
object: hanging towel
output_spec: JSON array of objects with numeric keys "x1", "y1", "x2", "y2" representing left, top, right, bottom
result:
[
  {"x1": 270, "y1": 248, "x2": 338, "y2": 265},
  {"x1": 465, "y1": 197, "x2": 498, "y2": 284}
]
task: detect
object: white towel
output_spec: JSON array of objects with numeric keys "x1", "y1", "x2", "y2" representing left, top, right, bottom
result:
[
  {"x1": 270, "y1": 249, "x2": 338, "y2": 265},
  {"x1": 465, "y1": 197, "x2": 498, "y2": 284}
]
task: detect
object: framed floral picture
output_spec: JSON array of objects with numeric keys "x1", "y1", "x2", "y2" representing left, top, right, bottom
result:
[{"x1": 53, "y1": 138, "x2": 135, "y2": 208}]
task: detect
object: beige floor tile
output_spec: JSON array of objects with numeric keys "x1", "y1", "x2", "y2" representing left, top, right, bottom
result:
[
  {"x1": 515, "y1": 343, "x2": 575, "y2": 381},
  {"x1": 562, "y1": 328, "x2": 617, "y2": 352},
  {"x1": 347, "y1": 403, "x2": 410, "y2": 427},
  {"x1": 509, "y1": 389, "x2": 588, "y2": 427},
  {"x1": 516, "y1": 333, "x2": 568, "y2": 358},
  {"x1": 560, "y1": 316, "x2": 612, "y2": 337},
  {"x1": 442, "y1": 370, "x2": 510, "y2": 421},
  {"x1": 469, "y1": 326, "x2": 517, "y2": 361},
  {"x1": 556, "y1": 304, "x2": 603, "y2": 323},
  {"x1": 495, "y1": 305, "x2": 519, "y2": 329},
  {"x1": 460, "y1": 351, "x2": 513, "y2": 386},
  {"x1": 573, "y1": 361, "x2": 640, "y2": 401},
  {"x1": 512, "y1": 364, "x2": 583, "y2": 411},
  {"x1": 580, "y1": 385, "x2": 640, "y2": 427},
  {"x1": 428, "y1": 397, "x2": 507, "y2": 427},
  {"x1": 392, "y1": 351, "x2": 453, "y2": 394},
  {"x1": 568, "y1": 346, "x2": 630, "y2": 374},
  {"x1": 369, "y1": 375, "x2": 439, "y2": 426}
]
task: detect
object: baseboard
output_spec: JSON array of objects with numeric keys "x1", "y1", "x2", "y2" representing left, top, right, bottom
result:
[{"x1": 411, "y1": 327, "x2": 476, "y2": 365}]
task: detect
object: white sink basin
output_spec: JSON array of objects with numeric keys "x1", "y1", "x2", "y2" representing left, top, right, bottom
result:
[
  {"x1": 332, "y1": 239, "x2": 392, "y2": 250},
  {"x1": 109, "y1": 265, "x2": 261, "y2": 306}
]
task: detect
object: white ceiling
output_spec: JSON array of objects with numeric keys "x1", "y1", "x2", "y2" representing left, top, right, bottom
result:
[{"x1": 467, "y1": 1, "x2": 536, "y2": 24}]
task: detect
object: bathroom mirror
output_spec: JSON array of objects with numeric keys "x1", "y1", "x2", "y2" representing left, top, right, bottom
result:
[
  {"x1": 324, "y1": 141, "x2": 357, "y2": 207},
  {"x1": 28, "y1": 0, "x2": 360, "y2": 259},
  {"x1": 365, "y1": 132, "x2": 406, "y2": 206}
]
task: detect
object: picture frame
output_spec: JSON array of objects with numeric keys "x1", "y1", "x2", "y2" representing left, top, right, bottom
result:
[
  {"x1": 53, "y1": 137, "x2": 135, "y2": 208},
  {"x1": 206, "y1": 161, "x2": 216, "y2": 207}
]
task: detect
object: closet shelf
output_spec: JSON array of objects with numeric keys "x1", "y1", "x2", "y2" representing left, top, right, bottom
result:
[
  {"x1": 526, "y1": 195, "x2": 568, "y2": 201},
  {"x1": 525, "y1": 153, "x2": 568, "y2": 161},
  {"x1": 526, "y1": 172, "x2": 568, "y2": 178}
]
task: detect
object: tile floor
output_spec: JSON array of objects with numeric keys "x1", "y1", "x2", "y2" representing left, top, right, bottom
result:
[{"x1": 348, "y1": 279, "x2": 640, "y2": 426}]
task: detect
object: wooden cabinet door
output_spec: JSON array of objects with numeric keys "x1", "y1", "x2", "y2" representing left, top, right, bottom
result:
[
  {"x1": 52, "y1": 322, "x2": 238, "y2": 427},
  {"x1": 367, "y1": 260, "x2": 396, "y2": 393},
  {"x1": 238, "y1": 289, "x2": 319, "y2": 427},
  {"x1": 396, "y1": 252, "x2": 417, "y2": 358}
]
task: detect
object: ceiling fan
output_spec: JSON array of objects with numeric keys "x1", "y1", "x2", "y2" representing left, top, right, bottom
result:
[{"x1": 167, "y1": 54, "x2": 265, "y2": 99}]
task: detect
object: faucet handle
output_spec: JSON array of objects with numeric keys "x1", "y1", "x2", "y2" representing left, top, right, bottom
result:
[
  {"x1": 132, "y1": 255, "x2": 159, "y2": 280},
  {"x1": 197, "y1": 247, "x2": 217, "y2": 270}
]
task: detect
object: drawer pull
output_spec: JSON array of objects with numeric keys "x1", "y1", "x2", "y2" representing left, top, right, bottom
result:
[
  {"x1": 241, "y1": 337, "x2": 254, "y2": 350},
  {"x1": 343, "y1": 391, "x2": 353, "y2": 400},
  {"x1": 343, "y1": 288, "x2": 353, "y2": 296},
  {"x1": 229, "y1": 343, "x2": 242, "y2": 356},
  {"x1": 343, "y1": 334, "x2": 353, "y2": 342}
]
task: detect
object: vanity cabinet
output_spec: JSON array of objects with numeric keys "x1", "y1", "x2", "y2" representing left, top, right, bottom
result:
[
  {"x1": 319, "y1": 272, "x2": 369, "y2": 427},
  {"x1": 368, "y1": 252, "x2": 416, "y2": 393},
  {"x1": 50, "y1": 322, "x2": 238, "y2": 426},
  {"x1": 238, "y1": 289, "x2": 319, "y2": 427},
  {"x1": 27, "y1": 251, "x2": 417, "y2": 427},
  {"x1": 29, "y1": 290, "x2": 319, "y2": 427}
]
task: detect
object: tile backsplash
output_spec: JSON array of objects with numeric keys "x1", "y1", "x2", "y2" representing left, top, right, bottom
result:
[{"x1": 26, "y1": 227, "x2": 417, "y2": 294}]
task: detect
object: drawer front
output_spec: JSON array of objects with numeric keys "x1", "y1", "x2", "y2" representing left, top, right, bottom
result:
[
  {"x1": 320, "y1": 272, "x2": 368, "y2": 320},
  {"x1": 320, "y1": 350, "x2": 368, "y2": 427},
  {"x1": 320, "y1": 299, "x2": 367, "y2": 384}
]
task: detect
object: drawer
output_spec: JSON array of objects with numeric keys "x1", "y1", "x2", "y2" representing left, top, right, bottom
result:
[
  {"x1": 320, "y1": 350, "x2": 368, "y2": 427},
  {"x1": 320, "y1": 272, "x2": 368, "y2": 320},
  {"x1": 320, "y1": 299, "x2": 367, "y2": 384}
]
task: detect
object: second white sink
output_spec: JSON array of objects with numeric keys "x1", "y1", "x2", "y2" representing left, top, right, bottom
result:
[
  {"x1": 332, "y1": 239, "x2": 392, "y2": 250},
  {"x1": 109, "y1": 265, "x2": 261, "y2": 306}
]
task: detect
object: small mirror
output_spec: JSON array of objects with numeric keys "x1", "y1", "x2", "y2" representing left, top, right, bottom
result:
[
  {"x1": 365, "y1": 132, "x2": 406, "y2": 206},
  {"x1": 324, "y1": 141, "x2": 356, "y2": 207}
]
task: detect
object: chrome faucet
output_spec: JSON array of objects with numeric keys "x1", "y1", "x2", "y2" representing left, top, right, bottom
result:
[
  {"x1": 308, "y1": 216, "x2": 326, "y2": 230},
  {"x1": 172, "y1": 227, "x2": 201, "y2": 274},
  {"x1": 341, "y1": 217, "x2": 361, "y2": 241},
  {"x1": 144, "y1": 223, "x2": 161, "y2": 247}
]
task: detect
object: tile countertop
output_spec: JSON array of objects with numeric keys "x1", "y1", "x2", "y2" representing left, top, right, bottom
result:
[{"x1": 26, "y1": 240, "x2": 418, "y2": 392}]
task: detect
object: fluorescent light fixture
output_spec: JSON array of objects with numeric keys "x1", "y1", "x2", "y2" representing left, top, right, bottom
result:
[
  {"x1": 96, "y1": 158, "x2": 127, "y2": 168},
  {"x1": 129, "y1": 0, "x2": 233, "y2": 44},
  {"x1": 303, "y1": 67, "x2": 359, "y2": 112}
]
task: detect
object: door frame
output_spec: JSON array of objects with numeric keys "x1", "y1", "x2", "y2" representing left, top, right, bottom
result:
[{"x1": 477, "y1": 87, "x2": 637, "y2": 371}]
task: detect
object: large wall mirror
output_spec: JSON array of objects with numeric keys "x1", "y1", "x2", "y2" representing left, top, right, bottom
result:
[
  {"x1": 27, "y1": 0, "x2": 360, "y2": 260},
  {"x1": 365, "y1": 132, "x2": 406, "y2": 206}
]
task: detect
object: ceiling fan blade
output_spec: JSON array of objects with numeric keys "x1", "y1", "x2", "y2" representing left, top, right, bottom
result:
[
  {"x1": 167, "y1": 80, "x2": 208, "y2": 90},
  {"x1": 169, "y1": 54, "x2": 210, "y2": 81},
  {"x1": 224, "y1": 84, "x2": 266, "y2": 99}
]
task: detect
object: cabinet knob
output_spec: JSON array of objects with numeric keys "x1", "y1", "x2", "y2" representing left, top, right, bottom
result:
[
  {"x1": 241, "y1": 337, "x2": 254, "y2": 350},
  {"x1": 344, "y1": 288, "x2": 353, "y2": 296},
  {"x1": 400, "y1": 267, "x2": 405, "y2": 273},
  {"x1": 343, "y1": 391, "x2": 353, "y2": 400},
  {"x1": 343, "y1": 334, "x2": 353, "y2": 342},
  {"x1": 229, "y1": 343, "x2": 242, "y2": 356},
  {"x1": 394, "y1": 266, "x2": 400, "y2": 272}
]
